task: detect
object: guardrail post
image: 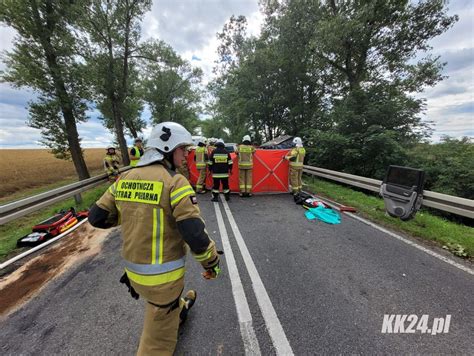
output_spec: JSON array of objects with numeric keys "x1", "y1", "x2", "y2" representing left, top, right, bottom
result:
[{"x1": 74, "y1": 193, "x2": 83, "y2": 205}]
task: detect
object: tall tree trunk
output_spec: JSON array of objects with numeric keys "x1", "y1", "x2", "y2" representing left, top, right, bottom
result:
[
  {"x1": 31, "y1": 0, "x2": 90, "y2": 180},
  {"x1": 106, "y1": 39, "x2": 130, "y2": 166}
]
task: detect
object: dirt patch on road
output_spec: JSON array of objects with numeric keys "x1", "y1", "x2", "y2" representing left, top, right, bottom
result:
[{"x1": 0, "y1": 223, "x2": 112, "y2": 318}]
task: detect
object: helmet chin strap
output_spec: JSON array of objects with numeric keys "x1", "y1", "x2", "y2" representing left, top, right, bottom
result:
[{"x1": 159, "y1": 149, "x2": 176, "y2": 170}]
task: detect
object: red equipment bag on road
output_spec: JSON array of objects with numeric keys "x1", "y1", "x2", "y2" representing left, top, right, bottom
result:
[{"x1": 187, "y1": 149, "x2": 290, "y2": 194}]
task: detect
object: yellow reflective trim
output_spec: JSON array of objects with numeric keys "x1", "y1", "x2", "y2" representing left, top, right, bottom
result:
[
  {"x1": 239, "y1": 146, "x2": 253, "y2": 153},
  {"x1": 170, "y1": 187, "x2": 195, "y2": 206},
  {"x1": 170, "y1": 185, "x2": 193, "y2": 198},
  {"x1": 215, "y1": 156, "x2": 228, "y2": 163},
  {"x1": 151, "y1": 209, "x2": 157, "y2": 264},
  {"x1": 195, "y1": 249, "x2": 212, "y2": 262},
  {"x1": 115, "y1": 180, "x2": 162, "y2": 205},
  {"x1": 125, "y1": 267, "x2": 185, "y2": 286},
  {"x1": 159, "y1": 209, "x2": 164, "y2": 264}
]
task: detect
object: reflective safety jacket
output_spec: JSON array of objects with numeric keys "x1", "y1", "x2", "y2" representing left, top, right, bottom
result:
[
  {"x1": 285, "y1": 147, "x2": 306, "y2": 168},
  {"x1": 95, "y1": 161, "x2": 219, "y2": 303},
  {"x1": 130, "y1": 145, "x2": 143, "y2": 167},
  {"x1": 208, "y1": 146, "x2": 233, "y2": 178},
  {"x1": 104, "y1": 154, "x2": 120, "y2": 174},
  {"x1": 236, "y1": 144, "x2": 256, "y2": 169},
  {"x1": 194, "y1": 146, "x2": 207, "y2": 169}
]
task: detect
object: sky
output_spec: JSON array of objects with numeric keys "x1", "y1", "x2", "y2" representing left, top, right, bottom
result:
[{"x1": 0, "y1": 0, "x2": 472, "y2": 149}]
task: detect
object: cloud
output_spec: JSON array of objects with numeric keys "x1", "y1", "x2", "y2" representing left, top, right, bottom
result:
[
  {"x1": 142, "y1": 0, "x2": 259, "y2": 53},
  {"x1": 0, "y1": 0, "x2": 471, "y2": 147}
]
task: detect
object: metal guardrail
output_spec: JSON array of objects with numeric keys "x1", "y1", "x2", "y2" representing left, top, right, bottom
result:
[
  {"x1": 0, "y1": 167, "x2": 131, "y2": 225},
  {"x1": 303, "y1": 165, "x2": 474, "y2": 219}
]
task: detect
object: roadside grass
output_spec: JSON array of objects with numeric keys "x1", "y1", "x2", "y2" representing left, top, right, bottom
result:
[
  {"x1": 304, "y1": 176, "x2": 474, "y2": 259},
  {"x1": 0, "y1": 184, "x2": 109, "y2": 263}
]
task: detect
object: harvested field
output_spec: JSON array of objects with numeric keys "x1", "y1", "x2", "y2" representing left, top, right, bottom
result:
[{"x1": 0, "y1": 148, "x2": 115, "y2": 200}]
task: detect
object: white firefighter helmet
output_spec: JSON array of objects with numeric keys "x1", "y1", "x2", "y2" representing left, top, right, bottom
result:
[
  {"x1": 242, "y1": 134, "x2": 251, "y2": 142},
  {"x1": 106, "y1": 145, "x2": 115, "y2": 151},
  {"x1": 293, "y1": 137, "x2": 303, "y2": 146},
  {"x1": 216, "y1": 138, "x2": 225, "y2": 146},
  {"x1": 137, "y1": 122, "x2": 193, "y2": 167},
  {"x1": 134, "y1": 137, "x2": 143, "y2": 144}
]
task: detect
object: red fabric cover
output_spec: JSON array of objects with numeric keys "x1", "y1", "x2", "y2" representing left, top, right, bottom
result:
[{"x1": 187, "y1": 149, "x2": 290, "y2": 193}]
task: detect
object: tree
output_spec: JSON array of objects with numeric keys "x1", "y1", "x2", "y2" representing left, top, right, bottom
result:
[
  {"x1": 214, "y1": 0, "x2": 458, "y2": 176},
  {"x1": 81, "y1": 0, "x2": 151, "y2": 165},
  {"x1": 1, "y1": 0, "x2": 91, "y2": 179},
  {"x1": 140, "y1": 40, "x2": 203, "y2": 132}
]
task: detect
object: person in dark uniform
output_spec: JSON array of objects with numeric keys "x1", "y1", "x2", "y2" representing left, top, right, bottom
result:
[{"x1": 208, "y1": 139, "x2": 233, "y2": 202}]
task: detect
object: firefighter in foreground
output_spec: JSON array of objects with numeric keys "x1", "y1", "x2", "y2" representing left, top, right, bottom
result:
[
  {"x1": 209, "y1": 139, "x2": 233, "y2": 202},
  {"x1": 284, "y1": 137, "x2": 306, "y2": 194},
  {"x1": 103, "y1": 145, "x2": 120, "y2": 182},
  {"x1": 194, "y1": 138, "x2": 208, "y2": 193},
  {"x1": 236, "y1": 135, "x2": 256, "y2": 197},
  {"x1": 88, "y1": 122, "x2": 221, "y2": 356}
]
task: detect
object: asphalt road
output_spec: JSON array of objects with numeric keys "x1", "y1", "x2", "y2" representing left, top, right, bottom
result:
[{"x1": 1, "y1": 193, "x2": 473, "y2": 355}]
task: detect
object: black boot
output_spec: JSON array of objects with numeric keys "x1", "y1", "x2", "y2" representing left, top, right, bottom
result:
[
  {"x1": 211, "y1": 193, "x2": 218, "y2": 202},
  {"x1": 179, "y1": 290, "x2": 197, "y2": 326},
  {"x1": 224, "y1": 192, "x2": 230, "y2": 201}
]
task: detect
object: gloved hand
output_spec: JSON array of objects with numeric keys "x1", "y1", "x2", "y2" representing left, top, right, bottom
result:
[
  {"x1": 202, "y1": 263, "x2": 221, "y2": 279},
  {"x1": 202, "y1": 250, "x2": 223, "y2": 280}
]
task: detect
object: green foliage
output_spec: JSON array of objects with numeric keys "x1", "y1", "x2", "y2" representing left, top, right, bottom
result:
[
  {"x1": 0, "y1": 0, "x2": 91, "y2": 163},
  {"x1": 212, "y1": 0, "x2": 461, "y2": 195},
  {"x1": 305, "y1": 176, "x2": 474, "y2": 259},
  {"x1": 407, "y1": 137, "x2": 474, "y2": 199},
  {"x1": 140, "y1": 40, "x2": 203, "y2": 131},
  {"x1": 200, "y1": 117, "x2": 229, "y2": 142},
  {"x1": 79, "y1": 0, "x2": 152, "y2": 163},
  {"x1": 28, "y1": 97, "x2": 87, "y2": 160}
]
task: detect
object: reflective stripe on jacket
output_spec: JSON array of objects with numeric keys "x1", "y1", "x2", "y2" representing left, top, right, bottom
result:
[
  {"x1": 236, "y1": 144, "x2": 256, "y2": 169},
  {"x1": 195, "y1": 146, "x2": 207, "y2": 169},
  {"x1": 286, "y1": 147, "x2": 306, "y2": 168},
  {"x1": 96, "y1": 162, "x2": 217, "y2": 301}
]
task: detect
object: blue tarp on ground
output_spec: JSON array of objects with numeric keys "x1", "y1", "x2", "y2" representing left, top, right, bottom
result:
[{"x1": 305, "y1": 206, "x2": 341, "y2": 224}]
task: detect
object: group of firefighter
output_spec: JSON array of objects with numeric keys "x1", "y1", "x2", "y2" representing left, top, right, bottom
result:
[
  {"x1": 92, "y1": 122, "x2": 307, "y2": 355},
  {"x1": 103, "y1": 134, "x2": 307, "y2": 197},
  {"x1": 194, "y1": 135, "x2": 256, "y2": 202}
]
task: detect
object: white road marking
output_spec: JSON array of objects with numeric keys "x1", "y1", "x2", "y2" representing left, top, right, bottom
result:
[
  {"x1": 221, "y1": 196, "x2": 294, "y2": 356},
  {"x1": 346, "y1": 211, "x2": 474, "y2": 276},
  {"x1": 213, "y1": 202, "x2": 261, "y2": 356},
  {"x1": 308, "y1": 192, "x2": 474, "y2": 276}
]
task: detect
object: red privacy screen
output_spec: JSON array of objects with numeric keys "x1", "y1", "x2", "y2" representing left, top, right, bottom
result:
[{"x1": 187, "y1": 149, "x2": 290, "y2": 193}]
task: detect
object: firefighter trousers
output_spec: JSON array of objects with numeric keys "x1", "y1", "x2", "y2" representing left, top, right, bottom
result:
[
  {"x1": 196, "y1": 168, "x2": 207, "y2": 192},
  {"x1": 131, "y1": 281, "x2": 186, "y2": 356},
  {"x1": 239, "y1": 169, "x2": 252, "y2": 193},
  {"x1": 212, "y1": 177, "x2": 230, "y2": 194},
  {"x1": 289, "y1": 167, "x2": 303, "y2": 194}
]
